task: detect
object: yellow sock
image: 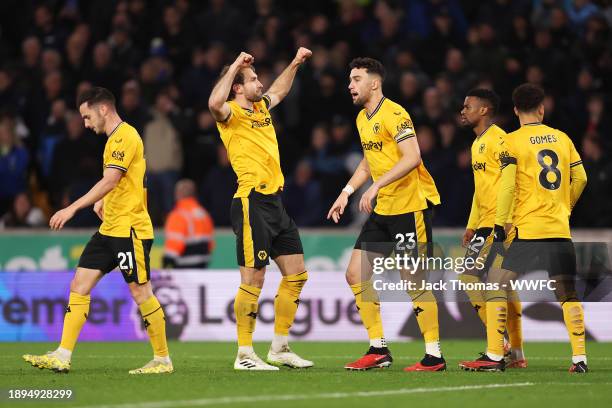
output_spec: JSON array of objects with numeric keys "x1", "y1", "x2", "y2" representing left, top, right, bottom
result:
[
  {"x1": 59, "y1": 292, "x2": 90, "y2": 351},
  {"x1": 562, "y1": 301, "x2": 586, "y2": 357},
  {"x1": 235, "y1": 284, "x2": 262, "y2": 347},
  {"x1": 485, "y1": 289, "x2": 507, "y2": 357},
  {"x1": 459, "y1": 274, "x2": 487, "y2": 325},
  {"x1": 408, "y1": 290, "x2": 440, "y2": 343},
  {"x1": 274, "y1": 271, "x2": 308, "y2": 336},
  {"x1": 139, "y1": 296, "x2": 169, "y2": 357},
  {"x1": 350, "y1": 281, "x2": 384, "y2": 339},
  {"x1": 507, "y1": 290, "x2": 523, "y2": 350}
]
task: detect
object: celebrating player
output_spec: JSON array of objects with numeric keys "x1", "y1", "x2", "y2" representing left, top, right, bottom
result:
[
  {"x1": 459, "y1": 84, "x2": 588, "y2": 372},
  {"x1": 208, "y1": 48, "x2": 314, "y2": 370},
  {"x1": 328, "y1": 58, "x2": 445, "y2": 371},
  {"x1": 459, "y1": 88, "x2": 527, "y2": 368},
  {"x1": 23, "y1": 87, "x2": 171, "y2": 374}
]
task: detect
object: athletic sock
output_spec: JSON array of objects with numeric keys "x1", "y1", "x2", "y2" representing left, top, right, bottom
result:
[
  {"x1": 485, "y1": 289, "x2": 508, "y2": 359},
  {"x1": 408, "y1": 289, "x2": 441, "y2": 348},
  {"x1": 562, "y1": 301, "x2": 586, "y2": 359},
  {"x1": 350, "y1": 281, "x2": 384, "y2": 340},
  {"x1": 139, "y1": 295, "x2": 169, "y2": 358},
  {"x1": 235, "y1": 283, "x2": 261, "y2": 347},
  {"x1": 459, "y1": 274, "x2": 487, "y2": 325},
  {"x1": 274, "y1": 271, "x2": 308, "y2": 337},
  {"x1": 59, "y1": 292, "x2": 90, "y2": 352}
]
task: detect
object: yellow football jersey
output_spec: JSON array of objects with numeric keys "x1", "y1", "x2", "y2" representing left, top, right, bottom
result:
[
  {"x1": 356, "y1": 97, "x2": 440, "y2": 215},
  {"x1": 101, "y1": 122, "x2": 154, "y2": 239},
  {"x1": 500, "y1": 123, "x2": 582, "y2": 239},
  {"x1": 470, "y1": 124, "x2": 507, "y2": 228},
  {"x1": 216, "y1": 96, "x2": 284, "y2": 198}
]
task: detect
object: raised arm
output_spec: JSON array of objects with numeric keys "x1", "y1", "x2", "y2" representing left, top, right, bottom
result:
[
  {"x1": 208, "y1": 52, "x2": 254, "y2": 122},
  {"x1": 264, "y1": 47, "x2": 312, "y2": 110}
]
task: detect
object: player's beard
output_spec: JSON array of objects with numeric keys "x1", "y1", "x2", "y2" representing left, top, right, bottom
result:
[
  {"x1": 247, "y1": 89, "x2": 264, "y2": 102},
  {"x1": 460, "y1": 118, "x2": 477, "y2": 129}
]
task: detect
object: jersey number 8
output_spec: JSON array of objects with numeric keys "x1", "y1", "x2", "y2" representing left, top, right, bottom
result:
[{"x1": 537, "y1": 149, "x2": 561, "y2": 190}]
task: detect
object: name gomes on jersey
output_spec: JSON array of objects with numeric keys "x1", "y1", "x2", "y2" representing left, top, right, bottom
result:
[
  {"x1": 530, "y1": 134, "x2": 558, "y2": 144},
  {"x1": 251, "y1": 117, "x2": 272, "y2": 128},
  {"x1": 362, "y1": 141, "x2": 383, "y2": 151}
]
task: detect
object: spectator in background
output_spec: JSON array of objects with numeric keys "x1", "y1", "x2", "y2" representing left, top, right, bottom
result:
[
  {"x1": 200, "y1": 144, "x2": 236, "y2": 227},
  {"x1": 163, "y1": 179, "x2": 215, "y2": 269},
  {"x1": 573, "y1": 134, "x2": 612, "y2": 227},
  {"x1": 185, "y1": 109, "x2": 218, "y2": 186},
  {"x1": 144, "y1": 91, "x2": 183, "y2": 225},
  {"x1": 49, "y1": 111, "x2": 102, "y2": 208},
  {"x1": 0, "y1": 119, "x2": 29, "y2": 214},
  {"x1": 284, "y1": 160, "x2": 324, "y2": 226},
  {"x1": 0, "y1": 192, "x2": 45, "y2": 228},
  {"x1": 118, "y1": 80, "x2": 150, "y2": 135}
]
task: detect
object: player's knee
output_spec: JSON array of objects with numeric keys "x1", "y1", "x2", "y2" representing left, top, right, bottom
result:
[
  {"x1": 129, "y1": 283, "x2": 153, "y2": 304},
  {"x1": 69, "y1": 278, "x2": 91, "y2": 295},
  {"x1": 345, "y1": 267, "x2": 360, "y2": 285}
]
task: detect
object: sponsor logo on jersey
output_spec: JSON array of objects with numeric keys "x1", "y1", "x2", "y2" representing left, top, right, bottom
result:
[
  {"x1": 479, "y1": 143, "x2": 486, "y2": 154},
  {"x1": 396, "y1": 120, "x2": 414, "y2": 134},
  {"x1": 362, "y1": 141, "x2": 383, "y2": 151},
  {"x1": 472, "y1": 161, "x2": 486, "y2": 171},
  {"x1": 112, "y1": 150, "x2": 125, "y2": 161},
  {"x1": 251, "y1": 117, "x2": 272, "y2": 128}
]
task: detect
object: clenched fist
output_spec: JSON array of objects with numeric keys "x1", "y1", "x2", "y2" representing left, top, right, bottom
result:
[{"x1": 293, "y1": 47, "x2": 312, "y2": 65}]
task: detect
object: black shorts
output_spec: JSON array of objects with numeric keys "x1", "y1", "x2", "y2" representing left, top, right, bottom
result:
[
  {"x1": 501, "y1": 231, "x2": 577, "y2": 277},
  {"x1": 78, "y1": 231, "x2": 153, "y2": 284},
  {"x1": 230, "y1": 191, "x2": 303, "y2": 269},
  {"x1": 354, "y1": 205, "x2": 433, "y2": 257}
]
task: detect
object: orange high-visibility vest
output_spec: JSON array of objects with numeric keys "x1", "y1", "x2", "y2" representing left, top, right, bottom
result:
[{"x1": 163, "y1": 197, "x2": 215, "y2": 268}]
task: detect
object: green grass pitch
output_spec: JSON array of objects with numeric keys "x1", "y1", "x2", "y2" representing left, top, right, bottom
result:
[{"x1": 1, "y1": 341, "x2": 611, "y2": 408}]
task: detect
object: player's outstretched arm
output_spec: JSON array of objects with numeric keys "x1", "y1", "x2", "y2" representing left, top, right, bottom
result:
[
  {"x1": 327, "y1": 157, "x2": 370, "y2": 223},
  {"x1": 208, "y1": 52, "x2": 254, "y2": 121},
  {"x1": 264, "y1": 47, "x2": 312, "y2": 110},
  {"x1": 49, "y1": 168, "x2": 122, "y2": 230},
  {"x1": 359, "y1": 137, "x2": 422, "y2": 213}
]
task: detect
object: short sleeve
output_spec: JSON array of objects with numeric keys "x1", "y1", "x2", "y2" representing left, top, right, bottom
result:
[
  {"x1": 105, "y1": 132, "x2": 137, "y2": 172},
  {"x1": 383, "y1": 107, "x2": 416, "y2": 143},
  {"x1": 217, "y1": 102, "x2": 240, "y2": 128},
  {"x1": 498, "y1": 134, "x2": 517, "y2": 170}
]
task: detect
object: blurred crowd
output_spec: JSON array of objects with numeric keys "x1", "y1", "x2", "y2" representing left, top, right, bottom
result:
[{"x1": 1, "y1": 0, "x2": 611, "y2": 229}]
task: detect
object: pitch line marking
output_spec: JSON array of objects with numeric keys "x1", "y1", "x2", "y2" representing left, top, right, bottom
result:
[{"x1": 76, "y1": 382, "x2": 534, "y2": 408}]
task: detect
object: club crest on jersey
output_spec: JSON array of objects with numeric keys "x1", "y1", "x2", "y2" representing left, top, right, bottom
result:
[
  {"x1": 479, "y1": 143, "x2": 486, "y2": 153},
  {"x1": 362, "y1": 141, "x2": 383, "y2": 151},
  {"x1": 373, "y1": 123, "x2": 381, "y2": 134}
]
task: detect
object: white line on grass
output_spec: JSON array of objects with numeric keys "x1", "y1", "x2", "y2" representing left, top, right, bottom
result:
[{"x1": 76, "y1": 382, "x2": 534, "y2": 408}]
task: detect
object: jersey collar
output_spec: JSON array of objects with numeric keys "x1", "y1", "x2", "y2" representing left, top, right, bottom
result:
[
  {"x1": 365, "y1": 96, "x2": 386, "y2": 120},
  {"x1": 477, "y1": 123, "x2": 495, "y2": 139},
  {"x1": 108, "y1": 121, "x2": 124, "y2": 138},
  {"x1": 523, "y1": 122, "x2": 542, "y2": 126}
]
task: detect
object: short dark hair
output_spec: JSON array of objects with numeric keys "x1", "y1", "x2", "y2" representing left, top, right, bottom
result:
[
  {"x1": 512, "y1": 83, "x2": 545, "y2": 113},
  {"x1": 349, "y1": 57, "x2": 386, "y2": 82},
  {"x1": 466, "y1": 88, "x2": 500, "y2": 116},
  {"x1": 76, "y1": 86, "x2": 116, "y2": 109},
  {"x1": 218, "y1": 65, "x2": 255, "y2": 100}
]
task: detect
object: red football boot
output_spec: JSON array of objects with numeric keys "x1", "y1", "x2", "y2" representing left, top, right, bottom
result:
[
  {"x1": 344, "y1": 347, "x2": 393, "y2": 370},
  {"x1": 403, "y1": 354, "x2": 446, "y2": 372},
  {"x1": 459, "y1": 353, "x2": 505, "y2": 372}
]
